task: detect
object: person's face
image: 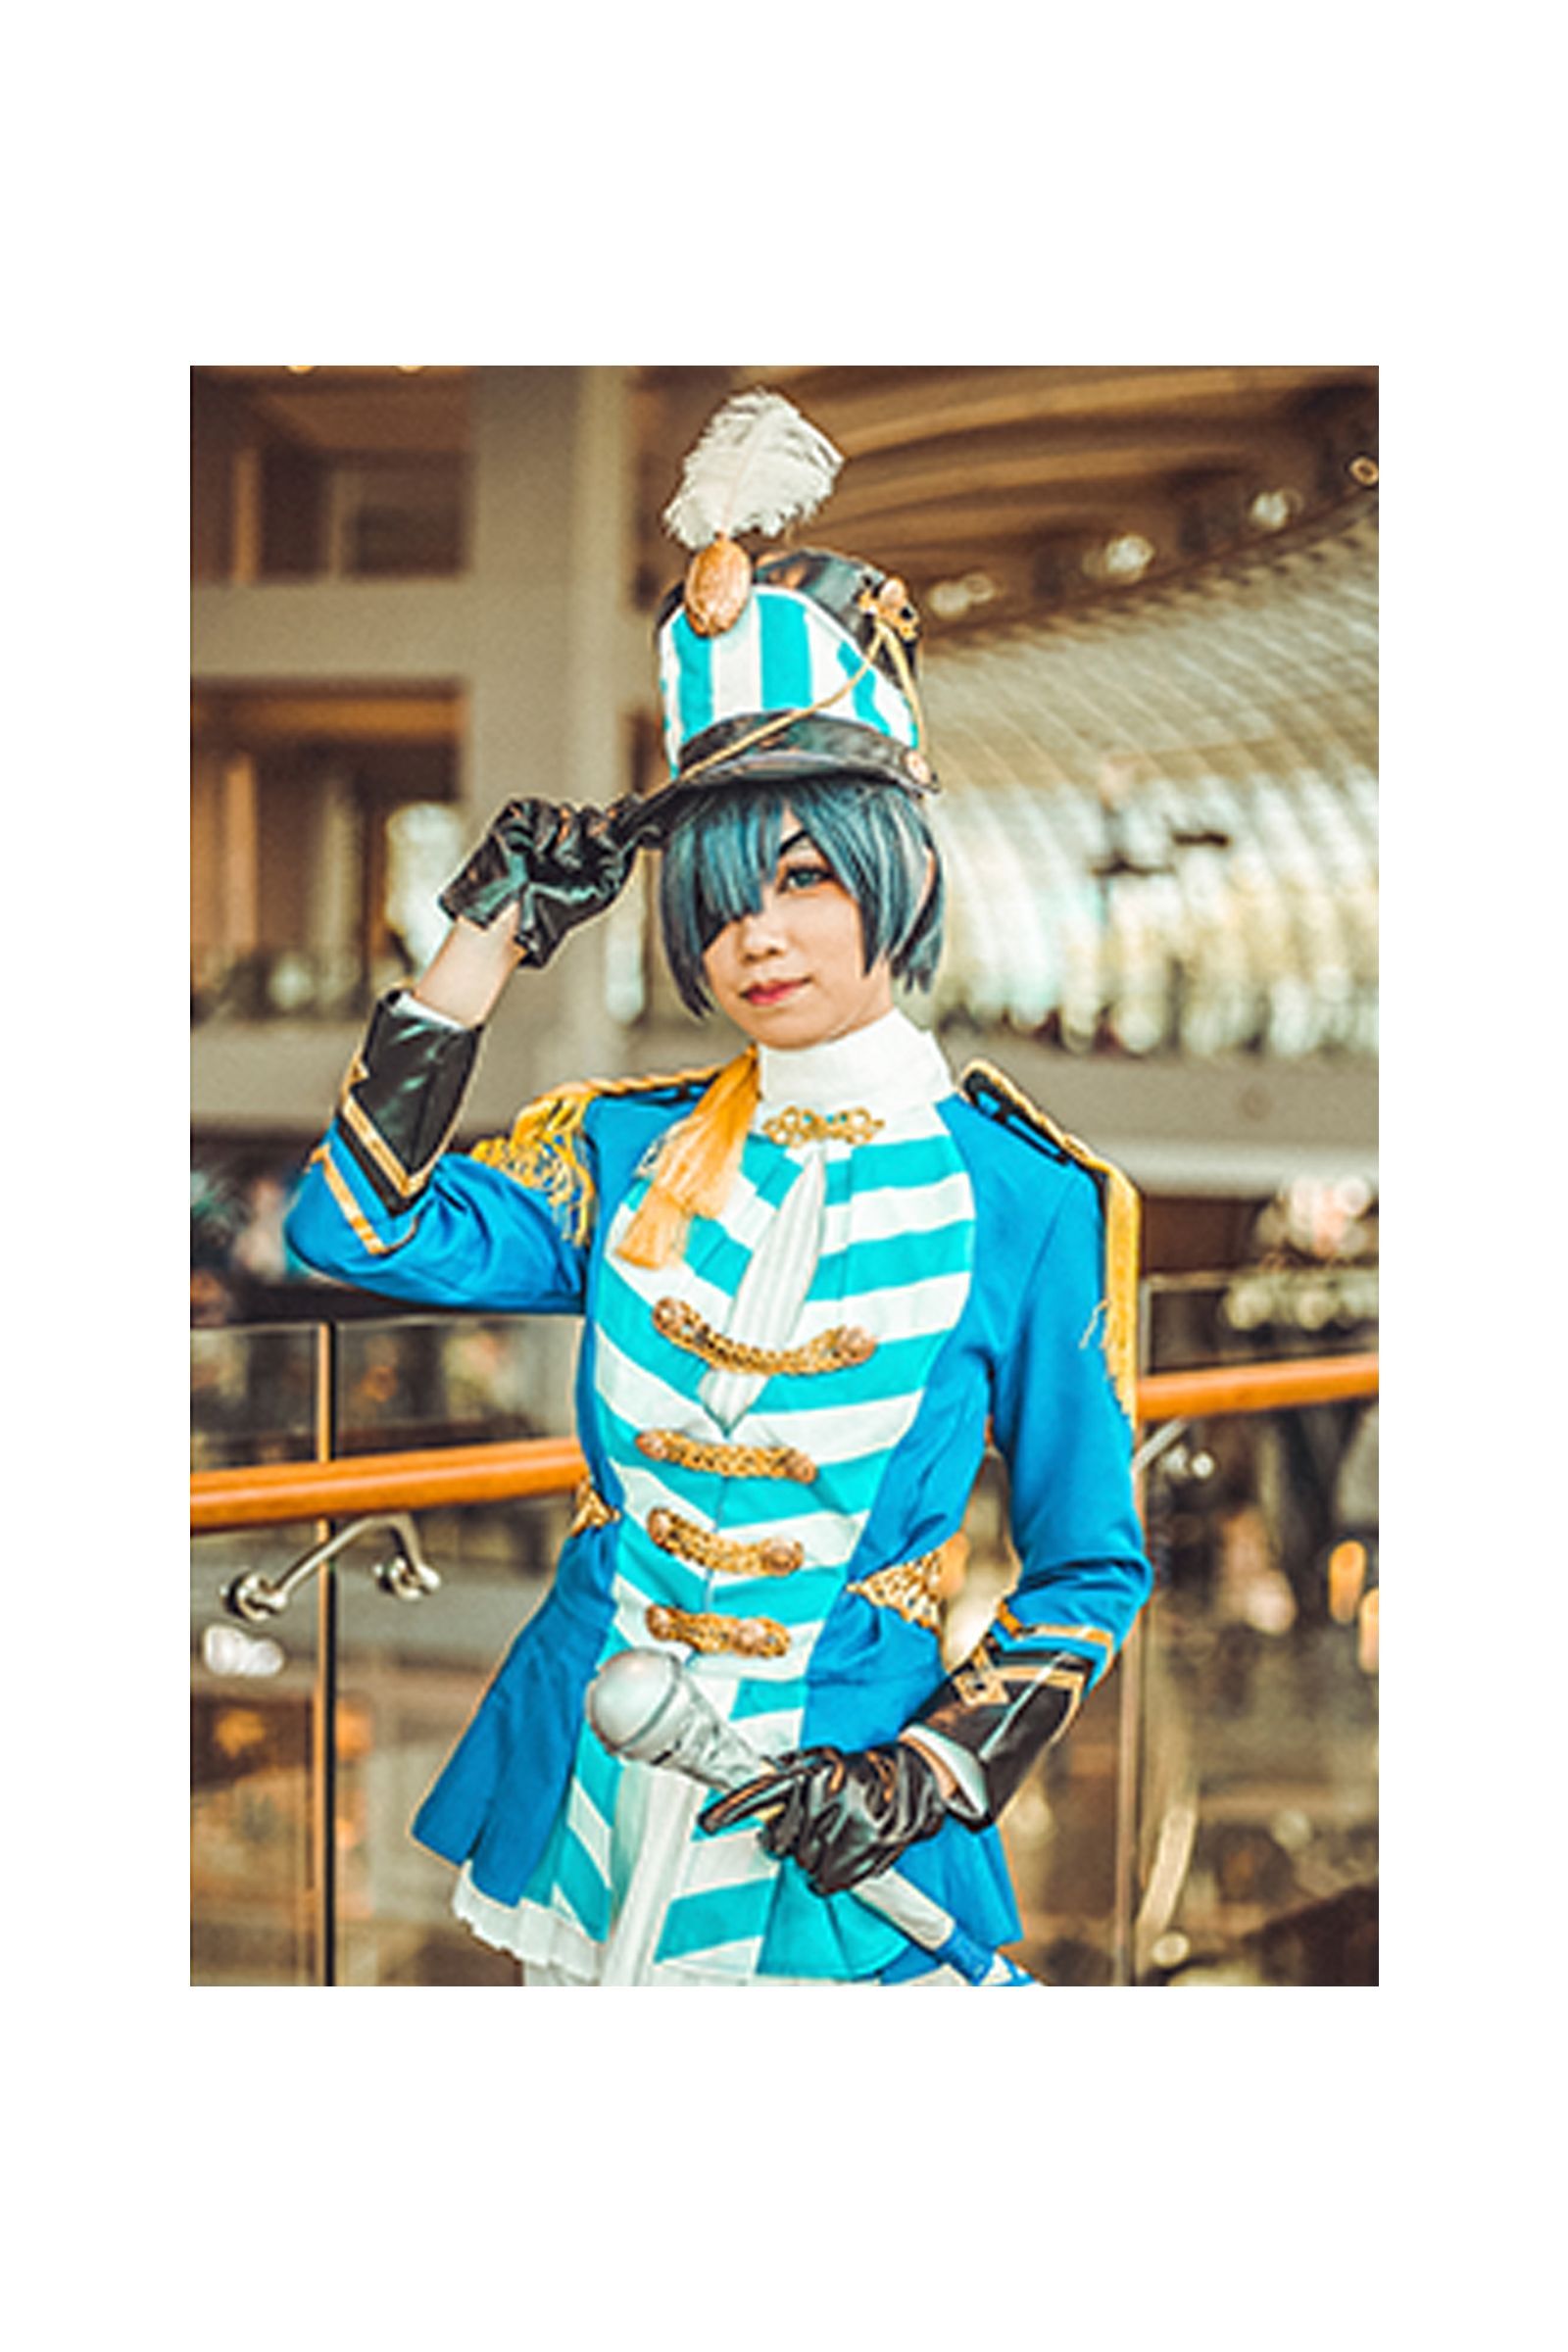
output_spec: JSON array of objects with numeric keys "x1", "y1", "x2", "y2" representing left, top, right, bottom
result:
[{"x1": 702, "y1": 812, "x2": 894, "y2": 1050}]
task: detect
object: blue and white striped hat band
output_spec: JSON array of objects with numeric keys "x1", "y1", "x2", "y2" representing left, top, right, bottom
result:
[{"x1": 653, "y1": 550, "x2": 936, "y2": 800}]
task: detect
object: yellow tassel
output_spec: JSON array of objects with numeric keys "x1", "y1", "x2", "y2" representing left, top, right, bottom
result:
[{"x1": 616, "y1": 1049, "x2": 760, "y2": 1268}]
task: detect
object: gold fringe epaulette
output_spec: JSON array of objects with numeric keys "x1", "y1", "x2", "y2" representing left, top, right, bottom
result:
[
  {"x1": 960, "y1": 1060, "x2": 1142, "y2": 1422},
  {"x1": 470, "y1": 1058, "x2": 732, "y2": 1250},
  {"x1": 471, "y1": 1081, "x2": 601, "y2": 1243}
]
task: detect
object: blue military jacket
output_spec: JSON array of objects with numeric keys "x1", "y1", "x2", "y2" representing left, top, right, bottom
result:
[{"x1": 285, "y1": 1001, "x2": 1151, "y2": 1984}]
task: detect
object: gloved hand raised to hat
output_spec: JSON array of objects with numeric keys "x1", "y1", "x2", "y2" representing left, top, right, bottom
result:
[{"x1": 438, "y1": 795, "x2": 647, "y2": 969}]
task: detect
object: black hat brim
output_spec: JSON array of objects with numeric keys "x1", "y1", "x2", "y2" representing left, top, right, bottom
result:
[{"x1": 632, "y1": 714, "x2": 936, "y2": 846}]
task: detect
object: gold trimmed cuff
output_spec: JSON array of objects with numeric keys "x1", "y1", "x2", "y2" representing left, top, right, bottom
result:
[
  {"x1": 996, "y1": 1598, "x2": 1115, "y2": 1675},
  {"x1": 311, "y1": 1142, "x2": 398, "y2": 1256}
]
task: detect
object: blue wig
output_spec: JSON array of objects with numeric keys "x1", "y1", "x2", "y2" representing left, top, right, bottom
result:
[{"x1": 657, "y1": 777, "x2": 945, "y2": 1018}]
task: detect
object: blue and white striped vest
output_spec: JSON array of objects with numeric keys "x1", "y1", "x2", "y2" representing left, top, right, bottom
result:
[{"x1": 466, "y1": 1008, "x2": 979, "y2": 1983}]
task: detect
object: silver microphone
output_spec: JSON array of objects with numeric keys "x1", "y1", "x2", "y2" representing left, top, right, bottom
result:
[
  {"x1": 585, "y1": 1648, "x2": 1017, "y2": 1984},
  {"x1": 585, "y1": 1647, "x2": 764, "y2": 1794}
]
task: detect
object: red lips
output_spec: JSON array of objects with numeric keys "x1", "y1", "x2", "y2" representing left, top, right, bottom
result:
[{"x1": 742, "y1": 979, "x2": 805, "y2": 1006}]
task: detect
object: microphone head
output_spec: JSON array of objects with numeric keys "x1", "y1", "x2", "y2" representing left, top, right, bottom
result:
[
  {"x1": 586, "y1": 1647, "x2": 684, "y2": 1760},
  {"x1": 584, "y1": 1647, "x2": 762, "y2": 1792}
]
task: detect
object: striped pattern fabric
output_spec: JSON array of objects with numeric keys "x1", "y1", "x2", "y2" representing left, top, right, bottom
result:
[
  {"x1": 658, "y1": 584, "x2": 918, "y2": 771},
  {"x1": 512, "y1": 1099, "x2": 977, "y2": 1982}
]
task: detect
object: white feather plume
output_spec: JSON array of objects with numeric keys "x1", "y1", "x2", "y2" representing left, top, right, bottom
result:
[{"x1": 662, "y1": 389, "x2": 844, "y2": 551}]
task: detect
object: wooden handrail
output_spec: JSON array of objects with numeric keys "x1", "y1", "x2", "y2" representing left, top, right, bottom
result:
[
  {"x1": 190, "y1": 1351, "x2": 1377, "y2": 1535},
  {"x1": 1137, "y1": 1350, "x2": 1378, "y2": 1423},
  {"x1": 190, "y1": 1436, "x2": 587, "y2": 1534}
]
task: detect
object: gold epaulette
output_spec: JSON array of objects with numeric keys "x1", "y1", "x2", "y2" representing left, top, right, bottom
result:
[
  {"x1": 960, "y1": 1059, "x2": 1142, "y2": 1421},
  {"x1": 470, "y1": 1059, "x2": 730, "y2": 1248}
]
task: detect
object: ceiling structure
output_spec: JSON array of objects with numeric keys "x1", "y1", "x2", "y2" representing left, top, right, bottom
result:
[
  {"x1": 195, "y1": 362, "x2": 1377, "y2": 632},
  {"x1": 196, "y1": 364, "x2": 472, "y2": 458},
  {"x1": 634, "y1": 364, "x2": 1377, "y2": 632},
  {"x1": 920, "y1": 501, "x2": 1378, "y2": 1055}
]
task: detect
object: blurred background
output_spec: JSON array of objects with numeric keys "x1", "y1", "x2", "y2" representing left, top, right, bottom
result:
[{"x1": 190, "y1": 364, "x2": 1378, "y2": 1987}]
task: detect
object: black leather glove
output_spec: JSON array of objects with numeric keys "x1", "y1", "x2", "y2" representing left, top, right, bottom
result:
[
  {"x1": 699, "y1": 1742, "x2": 950, "y2": 1897},
  {"x1": 438, "y1": 796, "x2": 645, "y2": 968},
  {"x1": 903, "y1": 1642, "x2": 1093, "y2": 1828}
]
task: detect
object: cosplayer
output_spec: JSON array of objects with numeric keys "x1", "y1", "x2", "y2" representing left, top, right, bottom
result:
[{"x1": 285, "y1": 392, "x2": 1152, "y2": 1985}]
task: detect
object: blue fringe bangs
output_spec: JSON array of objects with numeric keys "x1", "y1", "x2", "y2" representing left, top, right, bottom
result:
[{"x1": 658, "y1": 779, "x2": 946, "y2": 1017}]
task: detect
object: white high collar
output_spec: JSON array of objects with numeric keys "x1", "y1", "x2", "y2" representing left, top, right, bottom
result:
[{"x1": 755, "y1": 1005, "x2": 953, "y2": 1118}]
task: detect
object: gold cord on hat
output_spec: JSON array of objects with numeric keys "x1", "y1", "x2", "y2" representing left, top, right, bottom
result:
[
  {"x1": 859, "y1": 588, "x2": 928, "y2": 749},
  {"x1": 673, "y1": 643, "x2": 883, "y2": 787}
]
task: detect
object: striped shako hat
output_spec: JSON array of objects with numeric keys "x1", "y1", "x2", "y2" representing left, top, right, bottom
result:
[{"x1": 645, "y1": 392, "x2": 937, "y2": 815}]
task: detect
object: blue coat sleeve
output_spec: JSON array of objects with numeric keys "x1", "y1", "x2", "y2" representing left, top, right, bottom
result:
[
  {"x1": 985, "y1": 1164, "x2": 1152, "y2": 1686},
  {"x1": 287, "y1": 1137, "x2": 591, "y2": 1313}
]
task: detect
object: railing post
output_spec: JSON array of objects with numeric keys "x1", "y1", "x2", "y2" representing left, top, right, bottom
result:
[
  {"x1": 310, "y1": 1322, "x2": 338, "y2": 1987},
  {"x1": 1110, "y1": 1618, "x2": 1146, "y2": 1985},
  {"x1": 1110, "y1": 1283, "x2": 1157, "y2": 1986}
]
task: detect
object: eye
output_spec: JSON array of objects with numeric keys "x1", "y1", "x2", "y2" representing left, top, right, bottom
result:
[{"x1": 779, "y1": 860, "x2": 834, "y2": 893}]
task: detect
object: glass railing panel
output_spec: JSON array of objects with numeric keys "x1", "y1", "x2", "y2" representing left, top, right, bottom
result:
[
  {"x1": 1143, "y1": 1184, "x2": 1378, "y2": 1377},
  {"x1": 329, "y1": 1494, "x2": 573, "y2": 1984},
  {"x1": 1133, "y1": 1393, "x2": 1378, "y2": 1984},
  {"x1": 191, "y1": 1486, "x2": 578, "y2": 1985},
  {"x1": 190, "y1": 1311, "x2": 580, "y2": 1467},
  {"x1": 191, "y1": 1524, "x2": 321, "y2": 1985},
  {"x1": 1144, "y1": 1264, "x2": 1378, "y2": 1376},
  {"x1": 332, "y1": 1313, "x2": 577, "y2": 1455},
  {"x1": 191, "y1": 1322, "x2": 321, "y2": 1471}
]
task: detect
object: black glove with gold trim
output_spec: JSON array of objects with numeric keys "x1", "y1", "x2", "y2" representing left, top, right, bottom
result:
[
  {"x1": 901, "y1": 1641, "x2": 1094, "y2": 1829},
  {"x1": 699, "y1": 1742, "x2": 950, "y2": 1897},
  {"x1": 439, "y1": 796, "x2": 644, "y2": 968}
]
